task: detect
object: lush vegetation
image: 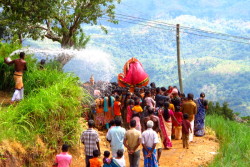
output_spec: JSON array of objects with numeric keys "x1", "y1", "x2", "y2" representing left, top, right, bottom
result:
[
  {"x1": 0, "y1": 42, "x2": 92, "y2": 165},
  {"x1": 206, "y1": 115, "x2": 250, "y2": 167},
  {"x1": 0, "y1": 0, "x2": 120, "y2": 48}
]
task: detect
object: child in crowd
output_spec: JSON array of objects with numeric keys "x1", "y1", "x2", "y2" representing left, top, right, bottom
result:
[
  {"x1": 173, "y1": 106, "x2": 183, "y2": 140},
  {"x1": 126, "y1": 100, "x2": 135, "y2": 124},
  {"x1": 53, "y1": 144, "x2": 72, "y2": 167},
  {"x1": 132, "y1": 101, "x2": 143, "y2": 116},
  {"x1": 182, "y1": 113, "x2": 192, "y2": 149},
  {"x1": 113, "y1": 95, "x2": 122, "y2": 122},
  {"x1": 113, "y1": 149, "x2": 126, "y2": 167},
  {"x1": 89, "y1": 150, "x2": 102, "y2": 167},
  {"x1": 103, "y1": 151, "x2": 112, "y2": 167}
]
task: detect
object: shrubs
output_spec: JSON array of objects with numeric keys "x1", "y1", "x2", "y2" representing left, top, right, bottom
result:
[
  {"x1": 207, "y1": 101, "x2": 235, "y2": 120},
  {"x1": 206, "y1": 115, "x2": 250, "y2": 166}
]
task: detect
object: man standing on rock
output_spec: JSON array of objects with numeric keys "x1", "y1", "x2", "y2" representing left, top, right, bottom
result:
[
  {"x1": 4, "y1": 52, "x2": 27, "y2": 103},
  {"x1": 181, "y1": 93, "x2": 197, "y2": 142},
  {"x1": 80, "y1": 120, "x2": 100, "y2": 167}
]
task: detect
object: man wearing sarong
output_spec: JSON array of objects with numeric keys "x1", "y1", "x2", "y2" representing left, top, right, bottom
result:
[
  {"x1": 142, "y1": 107, "x2": 162, "y2": 164},
  {"x1": 142, "y1": 120, "x2": 159, "y2": 167},
  {"x1": 4, "y1": 52, "x2": 27, "y2": 103}
]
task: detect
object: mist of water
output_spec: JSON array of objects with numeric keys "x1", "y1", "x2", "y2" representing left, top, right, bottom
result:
[{"x1": 10, "y1": 47, "x2": 117, "y2": 82}]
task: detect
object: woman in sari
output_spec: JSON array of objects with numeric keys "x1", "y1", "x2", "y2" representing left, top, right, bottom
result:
[
  {"x1": 157, "y1": 102, "x2": 172, "y2": 149},
  {"x1": 194, "y1": 92, "x2": 208, "y2": 136},
  {"x1": 94, "y1": 97, "x2": 105, "y2": 129},
  {"x1": 104, "y1": 94, "x2": 115, "y2": 128}
]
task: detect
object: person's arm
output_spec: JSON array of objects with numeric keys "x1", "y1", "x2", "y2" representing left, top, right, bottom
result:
[
  {"x1": 52, "y1": 156, "x2": 58, "y2": 166},
  {"x1": 189, "y1": 123, "x2": 192, "y2": 133},
  {"x1": 106, "y1": 130, "x2": 111, "y2": 143},
  {"x1": 97, "y1": 141, "x2": 100, "y2": 152},
  {"x1": 24, "y1": 62, "x2": 27, "y2": 71},
  {"x1": 132, "y1": 137, "x2": 141, "y2": 153},
  {"x1": 4, "y1": 58, "x2": 15, "y2": 65},
  {"x1": 80, "y1": 133, "x2": 84, "y2": 144}
]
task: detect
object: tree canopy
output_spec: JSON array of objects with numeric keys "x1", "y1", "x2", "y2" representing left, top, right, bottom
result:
[{"x1": 0, "y1": 0, "x2": 121, "y2": 48}]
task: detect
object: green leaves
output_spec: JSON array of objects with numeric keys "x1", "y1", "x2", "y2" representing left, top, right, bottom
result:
[{"x1": 0, "y1": 0, "x2": 121, "y2": 48}]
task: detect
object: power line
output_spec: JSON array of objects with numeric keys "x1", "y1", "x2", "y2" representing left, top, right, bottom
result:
[
  {"x1": 102, "y1": 15, "x2": 250, "y2": 45},
  {"x1": 114, "y1": 13, "x2": 250, "y2": 41}
]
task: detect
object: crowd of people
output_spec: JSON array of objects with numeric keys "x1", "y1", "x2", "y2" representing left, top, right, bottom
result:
[{"x1": 77, "y1": 84, "x2": 208, "y2": 167}]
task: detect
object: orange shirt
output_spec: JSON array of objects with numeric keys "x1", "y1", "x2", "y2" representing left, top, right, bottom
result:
[
  {"x1": 114, "y1": 101, "x2": 121, "y2": 116},
  {"x1": 132, "y1": 105, "x2": 143, "y2": 113},
  {"x1": 89, "y1": 157, "x2": 103, "y2": 167}
]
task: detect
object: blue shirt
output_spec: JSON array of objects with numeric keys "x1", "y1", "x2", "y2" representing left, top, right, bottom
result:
[{"x1": 107, "y1": 126, "x2": 126, "y2": 150}]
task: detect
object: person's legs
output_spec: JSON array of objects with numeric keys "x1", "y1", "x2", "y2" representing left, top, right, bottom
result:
[
  {"x1": 128, "y1": 152, "x2": 134, "y2": 167},
  {"x1": 85, "y1": 155, "x2": 93, "y2": 167},
  {"x1": 20, "y1": 88, "x2": 24, "y2": 100},
  {"x1": 157, "y1": 148, "x2": 162, "y2": 164},
  {"x1": 186, "y1": 134, "x2": 190, "y2": 149},
  {"x1": 133, "y1": 150, "x2": 140, "y2": 167},
  {"x1": 11, "y1": 89, "x2": 20, "y2": 102},
  {"x1": 189, "y1": 120, "x2": 194, "y2": 142}
]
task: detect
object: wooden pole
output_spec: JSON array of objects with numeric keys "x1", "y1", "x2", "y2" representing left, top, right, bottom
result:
[{"x1": 176, "y1": 24, "x2": 183, "y2": 93}]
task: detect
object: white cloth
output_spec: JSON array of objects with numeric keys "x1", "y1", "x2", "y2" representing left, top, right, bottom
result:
[
  {"x1": 113, "y1": 158, "x2": 126, "y2": 167},
  {"x1": 189, "y1": 120, "x2": 194, "y2": 142},
  {"x1": 142, "y1": 128, "x2": 159, "y2": 148},
  {"x1": 11, "y1": 88, "x2": 24, "y2": 102}
]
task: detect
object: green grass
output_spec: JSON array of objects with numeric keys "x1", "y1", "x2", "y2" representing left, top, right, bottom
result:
[{"x1": 206, "y1": 115, "x2": 250, "y2": 167}]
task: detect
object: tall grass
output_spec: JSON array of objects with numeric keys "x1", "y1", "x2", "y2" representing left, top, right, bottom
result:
[{"x1": 206, "y1": 115, "x2": 250, "y2": 167}]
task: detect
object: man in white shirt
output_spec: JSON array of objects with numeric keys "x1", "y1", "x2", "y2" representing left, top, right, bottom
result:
[{"x1": 142, "y1": 120, "x2": 159, "y2": 167}]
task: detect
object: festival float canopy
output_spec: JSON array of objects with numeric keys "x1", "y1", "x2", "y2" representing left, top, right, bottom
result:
[{"x1": 118, "y1": 57, "x2": 149, "y2": 92}]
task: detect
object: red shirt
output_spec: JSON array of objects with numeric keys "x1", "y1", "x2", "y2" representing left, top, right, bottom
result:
[
  {"x1": 114, "y1": 101, "x2": 121, "y2": 116},
  {"x1": 173, "y1": 112, "x2": 183, "y2": 126},
  {"x1": 182, "y1": 119, "x2": 191, "y2": 135}
]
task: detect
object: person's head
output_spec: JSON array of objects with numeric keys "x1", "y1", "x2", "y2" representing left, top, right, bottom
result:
[
  {"x1": 88, "y1": 119, "x2": 95, "y2": 128},
  {"x1": 116, "y1": 149, "x2": 123, "y2": 158},
  {"x1": 104, "y1": 151, "x2": 110, "y2": 158},
  {"x1": 134, "y1": 101, "x2": 140, "y2": 106},
  {"x1": 109, "y1": 120, "x2": 115, "y2": 127},
  {"x1": 175, "y1": 106, "x2": 181, "y2": 112},
  {"x1": 158, "y1": 101, "x2": 164, "y2": 107},
  {"x1": 164, "y1": 102, "x2": 170, "y2": 109},
  {"x1": 168, "y1": 86, "x2": 173, "y2": 90},
  {"x1": 161, "y1": 87, "x2": 166, "y2": 92},
  {"x1": 200, "y1": 92, "x2": 205, "y2": 98},
  {"x1": 156, "y1": 87, "x2": 161, "y2": 94},
  {"x1": 144, "y1": 91, "x2": 151, "y2": 97},
  {"x1": 150, "y1": 82, "x2": 156, "y2": 88},
  {"x1": 147, "y1": 106, "x2": 154, "y2": 115},
  {"x1": 147, "y1": 120, "x2": 154, "y2": 128},
  {"x1": 115, "y1": 95, "x2": 120, "y2": 101},
  {"x1": 183, "y1": 113, "x2": 189, "y2": 120},
  {"x1": 115, "y1": 119, "x2": 122, "y2": 126},
  {"x1": 20, "y1": 52, "x2": 25, "y2": 59},
  {"x1": 40, "y1": 59, "x2": 46, "y2": 65},
  {"x1": 62, "y1": 144, "x2": 69, "y2": 152},
  {"x1": 130, "y1": 119, "x2": 136, "y2": 128},
  {"x1": 187, "y1": 93, "x2": 194, "y2": 100},
  {"x1": 93, "y1": 150, "x2": 100, "y2": 157}
]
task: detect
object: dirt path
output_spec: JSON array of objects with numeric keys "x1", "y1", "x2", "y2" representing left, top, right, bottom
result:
[{"x1": 71, "y1": 128, "x2": 219, "y2": 167}]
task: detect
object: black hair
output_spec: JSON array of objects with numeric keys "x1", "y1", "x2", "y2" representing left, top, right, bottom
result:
[
  {"x1": 161, "y1": 87, "x2": 167, "y2": 92},
  {"x1": 187, "y1": 93, "x2": 194, "y2": 100},
  {"x1": 144, "y1": 91, "x2": 150, "y2": 97},
  {"x1": 150, "y1": 82, "x2": 156, "y2": 88},
  {"x1": 134, "y1": 101, "x2": 140, "y2": 105},
  {"x1": 20, "y1": 52, "x2": 25, "y2": 59},
  {"x1": 200, "y1": 92, "x2": 205, "y2": 98},
  {"x1": 147, "y1": 106, "x2": 154, "y2": 115},
  {"x1": 158, "y1": 101, "x2": 164, "y2": 107},
  {"x1": 115, "y1": 119, "x2": 121, "y2": 126},
  {"x1": 88, "y1": 120, "x2": 95, "y2": 127},
  {"x1": 163, "y1": 102, "x2": 170, "y2": 121},
  {"x1": 116, "y1": 149, "x2": 123, "y2": 158},
  {"x1": 156, "y1": 87, "x2": 161, "y2": 94},
  {"x1": 115, "y1": 95, "x2": 120, "y2": 100},
  {"x1": 175, "y1": 106, "x2": 181, "y2": 112},
  {"x1": 108, "y1": 96, "x2": 112, "y2": 107},
  {"x1": 109, "y1": 120, "x2": 115, "y2": 127},
  {"x1": 128, "y1": 99, "x2": 135, "y2": 105},
  {"x1": 93, "y1": 150, "x2": 100, "y2": 157},
  {"x1": 104, "y1": 151, "x2": 110, "y2": 158},
  {"x1": 130, "y1": 119, "x2": 136, "y2": 128},
  {"x1": 62, "y1": 144, "x2": 69, "y2": 152},
  {"x1": 183, "y1": 113, "x2": 189, "y2": 120}
]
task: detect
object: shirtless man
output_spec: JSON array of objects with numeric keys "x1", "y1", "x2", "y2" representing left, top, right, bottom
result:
[
  {"x1": 4, "y1": 52, "x2": 27, "y2": 102},
  {"x1": 142, "y1": 106, "x2": 162, "y2": 165}
]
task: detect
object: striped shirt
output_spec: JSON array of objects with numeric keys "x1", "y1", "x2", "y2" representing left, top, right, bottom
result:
[{"x1": 80, "y1": 128, "x2": 99, "y2": 156}]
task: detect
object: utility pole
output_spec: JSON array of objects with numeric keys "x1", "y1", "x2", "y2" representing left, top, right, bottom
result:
[{"x1": 176, "y1": 24, "x2": 183, "y2": 93}]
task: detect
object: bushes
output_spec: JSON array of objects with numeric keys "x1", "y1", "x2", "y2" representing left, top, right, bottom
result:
[
  {"x1": 207, "y1": 101, "x2": 235, "y2": 120},
  {"x1": 206, "y1": 115, "x2": 250, "y2": 167}
]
